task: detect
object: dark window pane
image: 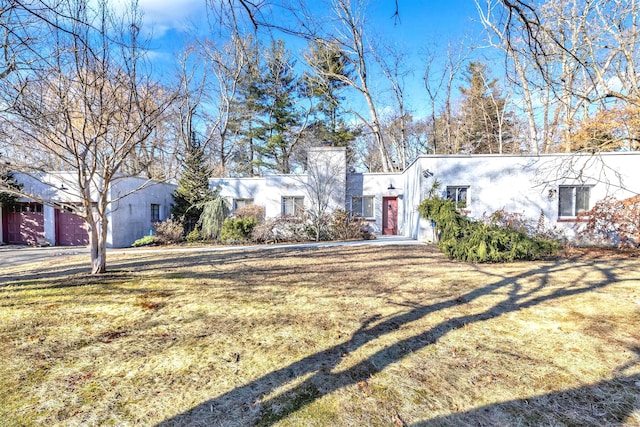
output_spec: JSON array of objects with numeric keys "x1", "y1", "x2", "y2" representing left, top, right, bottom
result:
[
  {"x1": 576, "y1": 187, "x2": 590, "y2": 213},
  {"x1": 352, "y1": 197, "x2": 363, "y2": 216},
  {"x1": 559, "y1": 187, "x2": 574, "y2": 216}
]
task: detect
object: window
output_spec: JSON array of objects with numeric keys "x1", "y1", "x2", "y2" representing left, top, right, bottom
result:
[
  {"x1": 282, "y1": 196, "x2": 304, "y2": 216},
  {"x1": 559, "y1": 186, "x2": 590, "y2": 217},
  {"x1": 446, "y1": 186, "x2": 469, "y2": 209},
  {"x1": 234, "y1": 198, "x2": 254, "y2": 210},
  {"x1": 150, "y1": 204, "x2": 160, "y2": 222},
  {"x1": 9, "y1": 203, "x2": 42, "y2": 213},
  {"x1": 352, "y1": 196, "x2": 374, "y2": 218}
]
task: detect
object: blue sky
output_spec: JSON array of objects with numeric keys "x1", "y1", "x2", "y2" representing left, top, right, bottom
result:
[{"x1": 132, "y1": 0, "x2": 490, "y2": 118}]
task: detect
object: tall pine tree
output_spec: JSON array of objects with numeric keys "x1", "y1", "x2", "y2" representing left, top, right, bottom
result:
[
  {"x1": 303, "y1": 41, "x2": 358, "y2": 147},
  {"x1": 254, "y1": 40, "x2": 306, "y2": 174},
  {"x1": 171, "y1": 133, "x2": 214, "y2": 233},
  {"x1": 458, "y1": 62, "x2": 515, "y2": 154},
  {"x1": 227, "y1": 36, "x2": 264, "y2": 177}
]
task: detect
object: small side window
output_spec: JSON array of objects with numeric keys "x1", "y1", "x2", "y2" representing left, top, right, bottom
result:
[
  {"x1": 234, "y1": 198, "x2": 254, "y2": 210},
  {"x1": 282, "y1": 196, "x2": 304, "y2": 216},
  {"x1": 446, "y1": 186, "x2": 469, "y2": 209},
  {"x1": 351, "y1": 196, "x2": 375, "y2": 218},
  {"x1": 150, "y1": 204, "x2": 160, "y2": 222},
  {"x1": 559, "y1": 186, "x2": 590, "y2": 217}
]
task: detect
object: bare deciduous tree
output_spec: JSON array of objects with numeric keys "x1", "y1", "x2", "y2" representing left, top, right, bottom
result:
[
  {"x1": 0, "y1": 0, "x2": 174, "y2": 274},
  {"x1": 422, "y1": 40, "x2": 473, "y2": 154},
  {"x1": 481, "y1": 0, "x2": 640, "y2": 153}
]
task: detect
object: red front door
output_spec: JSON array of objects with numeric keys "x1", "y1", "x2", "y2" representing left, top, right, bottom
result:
[{"x1": 382, "y1": 197, "x2": 398, "y2": 235}]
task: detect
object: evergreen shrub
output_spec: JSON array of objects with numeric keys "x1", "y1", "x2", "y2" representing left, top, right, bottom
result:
[
  {"x1": 418, "y1": 197, "x2": 558, "y2": 262},
  {"x1": 221, "y1": 217, "x2": 258, "y2": 243},
  {"x1": 132, "y1": 235, "x2": 160, "y2": 247},
  {"x1": 186, "y1": 227, "x2": 201, "y2": 243}
]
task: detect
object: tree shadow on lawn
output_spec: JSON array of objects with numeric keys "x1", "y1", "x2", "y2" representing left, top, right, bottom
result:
[
  {"x1": 411, "y1": 370, "x2": 640, "y2": 426},
  {"x1": 157, "y1": 256, "x2": 637, "y2": 426},
  {"x1": 0, "y1": 246, "x2": 298, "y2": 287},
  {"x1": 413, "y1": 346, "x2": 640, "y2": 426},
  {"x1": 0, "y1": 244, "x2": 433, "y2": 291}
]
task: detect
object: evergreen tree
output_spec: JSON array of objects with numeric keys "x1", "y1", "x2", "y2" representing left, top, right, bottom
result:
[
  {"x1": 0, "y1": 156, "x2": 22, "y2": 206},
  {"x1": 227, "y1": 36, "x2": 264, "y2": 177},
  {"x1": 254, "y1": 40, "x2": 306, "y2": 174},
  {"x1": 171, "y1": 133, "x2": 213, "y2": 233},
  {"x1": 302, "y1": 41, "x2": 360, "y2": 155},
  {"x1": 458, "y1": 62, "x2": 515, "y2": 154}
]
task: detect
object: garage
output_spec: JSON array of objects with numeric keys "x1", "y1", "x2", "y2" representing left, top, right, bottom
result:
[
  {"x1": 2, "y1": 203, "x2": 45, "y2": 245},
  {"x1": 55, "y1": 207, "x2": 89, "y2": 246}
]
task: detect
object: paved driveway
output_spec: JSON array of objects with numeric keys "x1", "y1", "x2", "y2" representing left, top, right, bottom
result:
[
  {"x1": 0, "y1": 245, "x2": 90, "y2": 269},
  {"x1": 0, "y1": 236, "x2": 425, "y2": 269}
]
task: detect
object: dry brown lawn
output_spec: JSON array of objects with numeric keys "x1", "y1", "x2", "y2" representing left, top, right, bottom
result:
[{"x1": 0, "y1": 243, "x2": 639, "y2": 426}]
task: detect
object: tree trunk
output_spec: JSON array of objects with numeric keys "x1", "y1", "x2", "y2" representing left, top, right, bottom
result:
[{"x1": 88, "y1": 206, "x2": 108, "y2": 274}]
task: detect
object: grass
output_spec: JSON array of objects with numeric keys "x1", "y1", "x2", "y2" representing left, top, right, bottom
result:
[{"x1": 0, "y1": 244, "x2": 639, "y2": 426}]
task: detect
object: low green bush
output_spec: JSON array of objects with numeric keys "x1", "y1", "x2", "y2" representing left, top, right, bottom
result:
[
  {"x1": 186, "y1": 227, "x2": 201, "y2": 243},
  {"x1": 132, "y1": 235, "x2": 160, "y2": 247},
  {"x1": 221, "y1": 216, "x2": 258, "y2": 242},
  {"x1": 418, "y1": 197, "x2": 558, "y2": 262}
]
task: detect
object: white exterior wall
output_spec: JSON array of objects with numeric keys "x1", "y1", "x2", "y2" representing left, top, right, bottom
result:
[
  {"x1": 401, "y1": 158, "x2": 431, "y2": 240},
  {"x1": 404, "y1": 153, "x2": 640, "y2": 241},
  {"x1": 109, "y1": 178, "x2": 175, "y2": 248},
  {"x1": 306, "y1": 147, "x2": 347, "y2": 214},
  {"x1": 215, "y1": 147, "x2": 347, "y2": 218},
  {"x1": 43, "y1": 205, "x2": 56, "y2": 243},
  {"x1": 214, "y1": 175, "x2": 310, "y2": 217}
]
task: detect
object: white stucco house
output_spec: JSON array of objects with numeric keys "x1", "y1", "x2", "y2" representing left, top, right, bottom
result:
[
  {"x1": 2, "y1": 147, "x2": 639, "y2": 247},
  {"x1": 214, "y1": 147, "x2": 640, "y2": 244},
  {"x1": 0, "y1": 172, "x2": 174, "y2": 247}
]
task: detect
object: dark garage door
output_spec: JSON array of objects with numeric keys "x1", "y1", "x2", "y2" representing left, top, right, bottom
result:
[
  {"x1": 2, "y1": 203, "x2": 45, "y2": 245},
  {"x1": 56, "y1": 208, "x2": 89, "y2": 246}
]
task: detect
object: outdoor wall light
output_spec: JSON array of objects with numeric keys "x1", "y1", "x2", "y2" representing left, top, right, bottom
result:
[
  {"x1": 387, "y1": 183, "x2": 395, "y2": 190},
  {"x1": 60, "y1": 184, "x2": 66, "y2": 190}
]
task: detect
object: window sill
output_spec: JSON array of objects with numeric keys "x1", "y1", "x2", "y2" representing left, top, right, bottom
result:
[
  {"x1": 557, "y1": 217, "x2": 588, "y2": 223},
  {"x1": 352, "y1": 216, "x2": 376, "y2": 222}
]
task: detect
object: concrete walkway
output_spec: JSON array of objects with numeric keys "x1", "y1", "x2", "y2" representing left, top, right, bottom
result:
[{"x1": 0, "y1": 236, "x2": 426, "y2": 268}]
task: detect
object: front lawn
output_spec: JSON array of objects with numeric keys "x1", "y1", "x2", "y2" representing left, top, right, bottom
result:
[{"x1": 0, "y1": 245, "x2": 639, "y2": 426}]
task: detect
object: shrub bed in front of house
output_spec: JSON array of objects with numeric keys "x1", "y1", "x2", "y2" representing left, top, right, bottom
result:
[
  {"x1": 418, "y1": 197, "x2": 559, "y2": 262},
  {"x1": 134, "y1": 206, "x2": 373, "y2": 247}
]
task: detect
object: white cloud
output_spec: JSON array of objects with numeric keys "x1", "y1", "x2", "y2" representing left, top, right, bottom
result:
[{"x1": 114, "y1": 0, "x2": 206, "y2": 38}]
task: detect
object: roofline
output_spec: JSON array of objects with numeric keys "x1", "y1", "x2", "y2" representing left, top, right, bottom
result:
[{"x1": 402, "y1": 151, "x2": 640, "y2": 174}]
